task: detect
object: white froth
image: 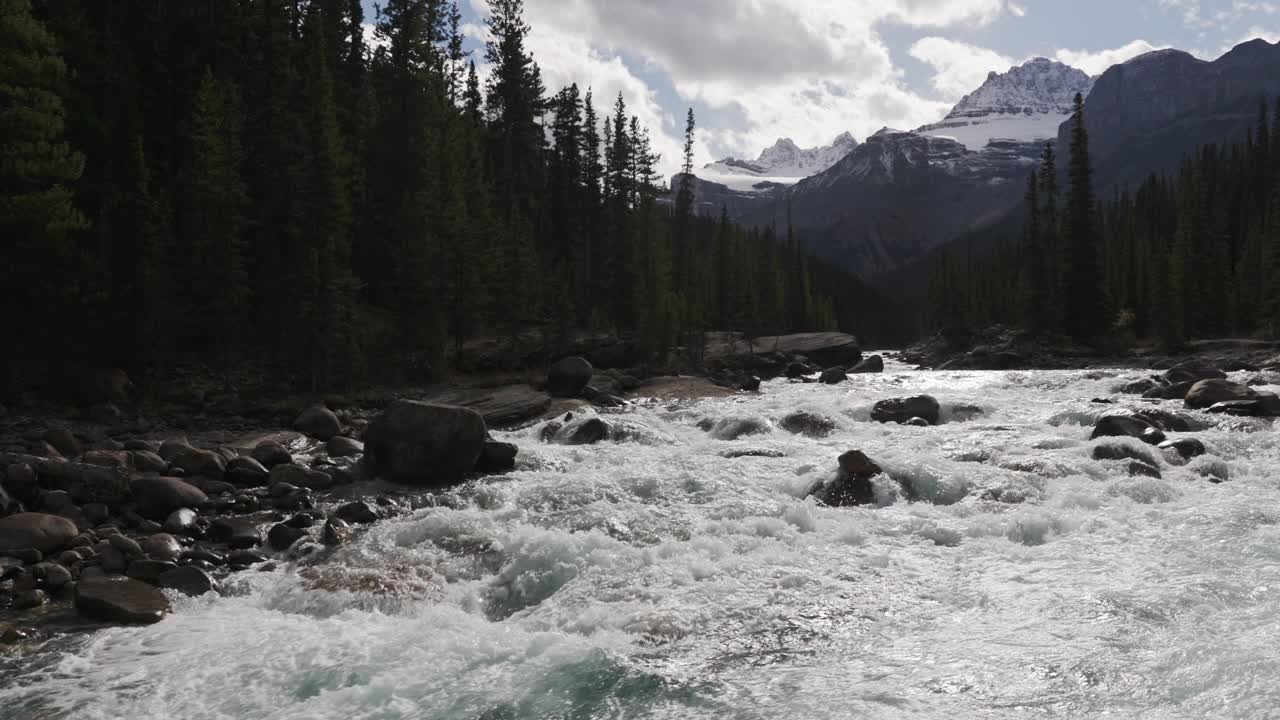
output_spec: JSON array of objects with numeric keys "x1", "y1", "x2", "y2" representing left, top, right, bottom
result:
[{"x1": 3, "y1": 360, "x2": 1280, "y2": 718}]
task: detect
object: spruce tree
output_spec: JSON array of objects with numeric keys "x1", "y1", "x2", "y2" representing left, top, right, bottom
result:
[
  {"x1": 1063, "y1": 93, "x2": 1108, "y2": 340},
  {"x1": 0, "y1": 0, "x2": 88, "y2": 389},
  {"x1": 181, "y1": 68, "x2": 249, "y2": 360}
]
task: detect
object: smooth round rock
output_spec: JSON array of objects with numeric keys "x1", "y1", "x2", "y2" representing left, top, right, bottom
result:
[
  {"x1": 131, "y1": 477, "x2": 208, "y2": 520},
  {"x1": 294, "y1": 405, "x2": 342, "y2": 441},
  {"x1": 157, "y1": 565, "x2": 218, "y2": 597},
  {"x1": 0, "y1": 513, "x2": 79, "y2": 554},
  {"x1": 140, "y1": 533, "x2": 183, "y2": 562},
  {"x1": 326, "y1": 436, "x2": 364, "y2": 458}
]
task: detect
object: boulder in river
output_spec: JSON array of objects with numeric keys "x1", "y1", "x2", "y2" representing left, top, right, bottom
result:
[
  {"x1": 0, "y1": 513, "x2": 78, "y2": 554},
  {"x1": 871, "y1": 396, "x2": 940, "y2": 426},
  {"x1": 294, "y1": 405, "x2": 342, "y2": 441},
  {"x1": 780, "y1": 412, "x2": 836, "y2": 438},
  {"x1": 1184, "y1": 379, "x2": 1257, "y2": 410},
  {"x1": 546, "y1": 357, "x2": 594, "y2": 398},
  {"x1": 1091, "y1": 441, "x2": 1160, "y2": 470},
  {"x1": 1165, "y1": 364, "x2": 1226, "y2": 386},
  {"x1": 75, "y1": 576, "x2": 170, "y2": 624},
  {"x1": 322, "y1": 517, "x2": 353, "y2": 546},
  {"x1": 850, "y1": 355, "x2": 884, "y2": 374},
  {"x1": 157, "y1": 565, "x2": 219, "y2": 597},
  {"x1": 566, "y1": 418, "x2": 610, "y2": 445},
  {"x1": 810, "y1": 450, "x2": 883, "y2": 507},
  {"x1": 1159, "y1": 438, "x2": 1207, "y2": 461},
  {"x1": 474, "y1": 440, "x2": 518, "y2": 473},
  {"x1": 1091, "y1": 415, "x2": 1166, "y2": 446},
  {"x1": 819, "y1": 367, "x2": 847, "y2": 385},
  {"x1": 132, "y1": 477, "x2": 209, "y2": 520},
  {"x1": 1206, "y1": 393, "x2": 1280, "y2": 417},
  {"x1": 364, "y1": 400, "x2": 487, "y2": 486}
]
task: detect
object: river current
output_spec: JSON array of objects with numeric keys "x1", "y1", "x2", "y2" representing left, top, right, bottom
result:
[{"x1": 2, "y1": 360, "x2": 1279, "y2": 719}]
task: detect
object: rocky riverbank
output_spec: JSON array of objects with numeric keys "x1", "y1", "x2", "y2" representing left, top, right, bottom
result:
[{"x1": 0, "y1": 332, "x2": 867, "y2": 642}]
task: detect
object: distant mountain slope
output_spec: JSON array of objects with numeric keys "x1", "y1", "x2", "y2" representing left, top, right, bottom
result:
[
  {"x1": 1060, "y1": 39, "x2": 1280, "y2": 192},
  {"x1": 700, "y1": 132, "x2": 859, "y2": 190}
]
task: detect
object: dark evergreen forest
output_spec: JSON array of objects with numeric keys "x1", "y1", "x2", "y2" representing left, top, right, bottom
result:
[
  {"x1": 1, "y1": 0, "x2": 887, "y2": 397},
  {"x1": 927, "y1": 94, "x2": 1280, "y2": 349}
]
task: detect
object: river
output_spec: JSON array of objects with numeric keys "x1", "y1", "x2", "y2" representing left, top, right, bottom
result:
[{"x1": 2, "y1": 360, "x2": 1279, "y2": 719}]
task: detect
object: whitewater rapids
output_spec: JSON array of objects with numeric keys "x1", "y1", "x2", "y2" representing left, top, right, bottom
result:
[{"x1": 3, "y1": 360, "x2": 1280, "y2": 719}]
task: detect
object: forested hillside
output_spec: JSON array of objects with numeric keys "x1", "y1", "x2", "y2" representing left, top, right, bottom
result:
[
  {"x1": 1, "y1": 0, "x2": 879, "y2": 398},
  {"x1": 927, "y1": 95, "x2": 1280, "y2": 348}
]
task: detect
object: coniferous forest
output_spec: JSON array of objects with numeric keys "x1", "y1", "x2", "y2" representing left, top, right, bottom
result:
[
  {"x1": 1, "y1": 0, "x2": 873, "y2": 397},
  {"x1": 928, "y1": 93, "x2": 1280, "y2": 350}
]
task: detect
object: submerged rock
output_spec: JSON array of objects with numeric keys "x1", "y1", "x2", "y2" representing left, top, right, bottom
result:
[
  {"x1": 76, "y1": 576, "x2": 170, "y2": 624},
  {"x1": 250, "y1": 441, "x2": 293, "y2": 469},
  {"x1": 566, "y1": 418, "x2": 610, "y2": 445},
  {"x1": 872, "y1": 396, "x2": 940, "y2": 426},
  {"x1": 700, "y1": 416, "x2": 770, "y2": 441},
  {"x1": 158, "y1": 565, "x2": 219, "y2": 597},
  {"x1": 364, "y1": 400, "x2": 488, "y2": 486},
  {"x1": 779, "y1": 412, "x2": 836, "y2": 438}
]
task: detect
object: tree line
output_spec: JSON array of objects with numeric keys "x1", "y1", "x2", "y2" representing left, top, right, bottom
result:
[
  {"x1": 927, "y1": 93, "x2": 1280, "y2": 349},
  {"x1": 1, "y1": 0, "x2": 861, "y2": 397}
]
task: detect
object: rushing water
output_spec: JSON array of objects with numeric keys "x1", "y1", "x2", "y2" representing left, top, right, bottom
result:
[{"x1": 4, "y1": 360, "x2": 1280, "y2": 719}]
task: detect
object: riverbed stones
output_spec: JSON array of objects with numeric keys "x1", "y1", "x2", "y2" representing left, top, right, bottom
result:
[
  {"x1": 780, "y1": 412, "x2": 836, "y2": 438},
  {"x1": 1091, "y1": 415, "x2": 1166, "y2": 446},
  {"x1": 294, "y1": 405, "x2": 342, "y2": 441},
  {"x1": 326, "y1": 436, "x2": 364, "y2": 458},
  {"x1": 810, "y1": 450, "x2": 883, "y2": 507},
  {"x1": 322, "y1": 517, "x2": 352, "y2": 546},
  {"x1": 42, "y1": 428, "x2": 81, "y2": 459},
  {"x1": 209, "y1": 517, "x2": 262, "y2": 549},
  {"x1": 1091, "y1": 441, "x2": 1161, "y2": 478},
  {"x1": 170, "y1": 447, "x2": 226, "y2": 480},
  {"x1": 140, "y1": 533, "x2": 183, "y2": 562},
  {"x1": 132, "y1": 477, "x2": 208, "y2": 520},
  {"x1": 871, "y1": 395, "x2": 941, "y2": 426},
  {"x1": 1159, "y1": 438, "x2": 1207, "y2": 460},
  {"x1": 76, "y1": 576, "x2": 170, "y2": 623},
  {"x1": 1184, "y1": 379, "x2": 1257, "y2": 410},
  {"x1": 474, "y1": 440, "x2": 518, "y2": 473},
  {"x1": 126, "y1": 559, "x2": 178, "y2": 583},
  {"x1": 334, "y1": 501, "x2": 380, "y2": 524},
  {"x1": 819, "y1": 367, "x2": 847, "y2": 385},
  {"x1": 364, "y1": 401, "x2": 487, "y2": 486},
  {"x1": 225, "y1": 456, "x2": 270, "y2": 486},
  {"x1": 1207, "y1": 394, "x2": 1280, "y2": 417},
  {"x1": 851, "y1": 355, "x2": 884, "y2": 374},
  {"x1": 269, "y1": 463, "x2": 334, "y2": 491},
  {"x1": 547, "y1": 357, "x2": 594, "y2": 398},
  {"x1": 250, "y1": 441, "x2": 293, "y2": 469},
  {"x1": 0, "y1": 513, "x2": 78, "y2": 554},
  {"x1": 267, "y1": 522, "x2": 307, "y2": 551},
  {"x1": 158, "y1": 565, "x2": 218, "y2": 597}
]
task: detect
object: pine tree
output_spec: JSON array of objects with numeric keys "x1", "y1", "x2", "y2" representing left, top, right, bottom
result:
[
  {"x1": 180, "y1": 68, "x2": 248, "y2": 360},
  {"x1": 675, "y1": 109, "x2": 696, "y2": 218},
  {"x1": 1063, "y1": 93, "x2": 1108, "y2": 340},
  {"x1": 0, "y1": 0, "x2": 88, "y2": 389},
  {"x1": 1038, "y1": 143, "x2": 1062, "y2": 333}
]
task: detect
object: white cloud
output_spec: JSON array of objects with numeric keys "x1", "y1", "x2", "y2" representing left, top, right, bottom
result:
[
  {"x1": 909, "y1": 37, "x2": 1014, "y2": 100},
  {"x1": 469, "y1": 0, "x2": 1024, "y2": 172},
  {"x1": 1054, "y1": 39, "x2": 1171, "y2": 75}
]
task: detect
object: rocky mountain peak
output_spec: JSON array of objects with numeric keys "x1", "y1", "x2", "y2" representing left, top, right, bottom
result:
[{"x1": 945, "y1": 57, "x2": 1093, "y2": 121}]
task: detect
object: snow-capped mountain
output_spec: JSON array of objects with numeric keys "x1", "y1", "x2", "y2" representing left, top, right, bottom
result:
[
  {"x1": 701, "y1": 132, "x2": 859, "y2": 190},
  {"x1": 917, "y1": 57, "x2": 1094, "y2": 151}
]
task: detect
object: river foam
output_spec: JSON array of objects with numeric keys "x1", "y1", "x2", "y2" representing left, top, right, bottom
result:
[{"x1": 3, "y1": 361, "x2": 1279, "y2": 719}]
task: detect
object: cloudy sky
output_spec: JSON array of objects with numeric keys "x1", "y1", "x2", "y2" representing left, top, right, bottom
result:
[{"x1": 364, "y1": 0, "x2": 1279, "y2": 175}]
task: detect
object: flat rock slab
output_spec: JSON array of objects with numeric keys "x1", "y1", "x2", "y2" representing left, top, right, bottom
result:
[
  {"x1": 703, "y1": 332, "x2": 862, "y2": 368},
  {"x1": 76, "y1": 576, "x2": 171, "y2": 624},
  {"x1": 425, "y1": 385, "x2": 550, "y2": 427}
]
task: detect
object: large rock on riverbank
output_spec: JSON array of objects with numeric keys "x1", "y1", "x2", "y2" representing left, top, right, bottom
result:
[
  {"x1": 75, "y1": 576, "x2": 170, "y2": 624},
  {"x1": 0, "y1": 513, "x2": 78, "y2": 554},
  {"x1": 1184, "y1": 379, "x2": 1258, "y2": 410},
  {"x1": 364, "y1": 401, "x2": 487, "y2": 485},
  {"x1": 425, "y1": 385, "x2": 551, "y2": 428}
]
